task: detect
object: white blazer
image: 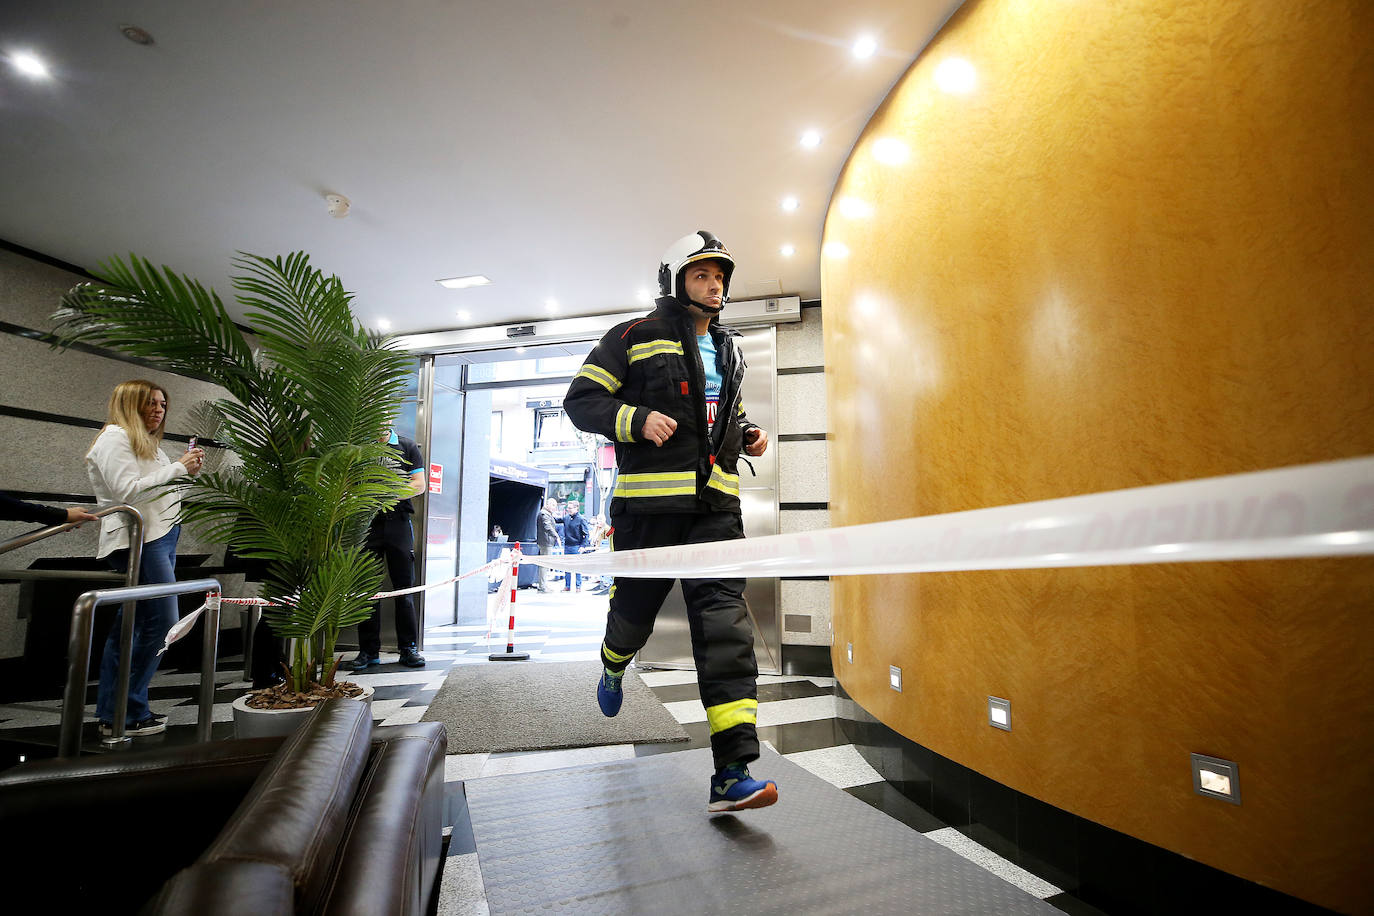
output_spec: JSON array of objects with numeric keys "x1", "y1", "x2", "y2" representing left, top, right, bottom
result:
[{"x1": 85, "y1": 425, "x2": 188, "y2": 558}]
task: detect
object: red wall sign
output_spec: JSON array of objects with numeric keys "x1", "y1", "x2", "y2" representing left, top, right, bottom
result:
[{"x1": 429, "y1": 462, "x2": 443, "y2": 494}]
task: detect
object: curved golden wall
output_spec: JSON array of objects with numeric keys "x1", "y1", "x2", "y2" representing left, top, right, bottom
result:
[{"x1": 823, "y1": 0, "x2": 1373, "y2": 910}]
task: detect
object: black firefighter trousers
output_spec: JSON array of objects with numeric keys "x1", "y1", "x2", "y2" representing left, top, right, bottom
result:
[{"x1": 601, "y1": 510, "x2": 759, "y2": 772}]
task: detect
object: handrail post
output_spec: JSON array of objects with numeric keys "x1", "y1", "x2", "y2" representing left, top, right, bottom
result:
[
  {"x1": 198, "y1": 591, "x2": 221, "y2": 743},
  {"x1": 58, "y1": 591, "x2": 99, "y2": 758},
  {"x1": 104, "y1": 511, "x2": 145, "y2": 747},
  {"x1": 58, "y1": 576, "x2": 221, "y2": 757}
]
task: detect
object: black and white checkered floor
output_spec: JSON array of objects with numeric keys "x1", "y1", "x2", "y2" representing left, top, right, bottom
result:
[{"x1": 0, "y1": 592, "x2": 1104, "y2": 915}]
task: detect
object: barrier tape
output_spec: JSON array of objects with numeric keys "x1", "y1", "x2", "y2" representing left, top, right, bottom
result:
[
  {"x1": 160, "y1": 554, "x2": 513, "y2": 652},
  {"x1": 156, "y1": 456, "x2": 1373, "y2": 653},
  {"x1": 526, "y1": 456, "x2": 1374, "y2": 579}
]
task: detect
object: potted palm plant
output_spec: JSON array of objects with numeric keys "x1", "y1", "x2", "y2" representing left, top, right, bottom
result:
[{"x1": 54, "y1": 252, "x2": 415, "y2": 734}]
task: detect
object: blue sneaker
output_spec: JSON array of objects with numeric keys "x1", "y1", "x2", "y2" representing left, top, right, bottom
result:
[
  {"x1": 597, "y1": 670, "x2": 623, "y2": 717},
  {"x1": 708, "y1": 763, "x2": 778, "y2": 813}
]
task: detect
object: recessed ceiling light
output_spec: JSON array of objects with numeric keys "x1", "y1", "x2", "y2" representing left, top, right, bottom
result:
[
  {"x1": 637, "y1": 289, "x2": 653, "y2": 303},
  {"x1": 437, "y1": 274, "x2": 491, "y2": 289},
  {"x1": 838, "y1": 196, "x2": 873, "y2": 219},
  {"x1": 781, "y1": 195, "x2": 800, "y2": 212},
  {"x1": 852, "y1": 36, "x2": 876, "y2": 59},
  {"x1": 871, "y1": 137, "x2": 910, "y2": 165},
  {"x1": 934, "y1": 57, "x2": 978, "y2": 94},
  {"x1": 376, "y1": 318, "x2": 392, "y2": 331},
  {"x1": 800, "y1": 129, "x2": 821, "y2": 149},
  {"x1": 10, "y1": 51, "x2": 50, "y2": 79},
  {"x1": 119, "y1": 24, "x2": 155, "y2": 46},
  {"x1": 515, "y1": 346, "x2": 527, "y2": 355},
  {"x1": 456, "y1": 309, "x2": 472, "y2": 321},
  {"x1": 545, "y1": 298, "x2": 559, "y2": 313},
  {"x1": 779, "y1": 244, "x2": 795, "y2": 257}
]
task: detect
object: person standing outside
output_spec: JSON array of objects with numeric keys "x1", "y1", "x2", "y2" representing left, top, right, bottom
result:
[
  {"x1": 560, "y1": 499, "x2": 591, "y2": 591},
  {"x1": 347, "y1": 427, "x2": 426, "y2": 669},
  {"x1": 85, "y1": 380, "x2": 204, "y2": 737},
  {"x1": 534, "y1": 496, "x2": 561, "y2": 592},
  {"x1": 564, "y1": 230, "x2": 775, "y2": 812}
]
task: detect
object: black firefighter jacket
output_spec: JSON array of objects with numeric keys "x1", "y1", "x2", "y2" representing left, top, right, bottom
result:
[{"x1": 564, "y1": 299, "x2": 760, "y2": 517}]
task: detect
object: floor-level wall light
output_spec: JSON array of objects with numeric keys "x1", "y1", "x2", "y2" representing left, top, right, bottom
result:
[
  {"x1": 988, "y1": 696, "x2": 1012, "y2": 731},
  {"x1": 889, "y1": 665, "x2": 902, "y2": 692},
  {"x1": 1191, "y1": 753, "x2": 1241, "y2": 805}
]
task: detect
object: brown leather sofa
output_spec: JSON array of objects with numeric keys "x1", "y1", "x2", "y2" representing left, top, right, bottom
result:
[{"x1": 0, "y1": 699, "x2": 447, "y2": 915}]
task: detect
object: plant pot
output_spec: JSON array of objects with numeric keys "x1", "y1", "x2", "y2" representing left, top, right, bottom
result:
[{"x1": 231, "y1": 683, "x2": 374, "y2": 739}]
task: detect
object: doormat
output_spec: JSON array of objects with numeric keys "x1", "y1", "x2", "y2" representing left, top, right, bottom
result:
[{"x1": 421, "y1": 660, "x2": 689, "y2": 755}]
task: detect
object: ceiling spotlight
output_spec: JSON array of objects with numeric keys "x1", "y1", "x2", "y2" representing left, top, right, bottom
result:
[
  {"x1": 780, "y1": 244, "x2": 795, "y2": 257},
  {"x1": 515, "y1": 346, "x2": 527, "y2": 355},
  {"x1": 438, "y1": 274, "x2": 491, "y2": 289},
  {"x1": 376, "y1": 318, "x2": 392, "y2": 331},
  {"x1": 637, "y1": 289, "x2": 653, "y2": 303},
  {"x1": 871, "y1": 137, "x2": 910, "y2": 165},
  {"x1": 934, "y1": 57, "x2": 978, "y2": 94},
  {"x1": 781, "y1": 195, "x2": 800, "y2": 212},
  {"x1": 324, "y1": 192, "x2": 350, "y2": 218},
  {"x1": 456, "y1": 309, "x2": 472, "y2": 321},
  {"x1": 545, "y1": 298, "x2": 559, "y2": 313},
  {"x1": 119, "y1": 24, "x2": 155, "y2": 46},
  {"x1": 10, "y1": 51, "x2": 50, "y2": 79},
  {"x1": 800, "y1": 129, "x2": 821, "y2": 149},
  {"x1": 852, "y1": 36, "x2": 876, "y2": 59}
]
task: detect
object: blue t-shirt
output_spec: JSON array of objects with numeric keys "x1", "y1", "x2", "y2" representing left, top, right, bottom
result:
[{"x1": 698, "y1": 333, "x2": 722, "y2": 426}]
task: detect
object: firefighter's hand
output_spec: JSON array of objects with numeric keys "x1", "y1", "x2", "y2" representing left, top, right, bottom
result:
[
  {"x1": 744, "y1": 426, "x2": 769, "y2": 457},
  {"x1": 642, "y1": 411, "x2": 678, "y2": 446}
]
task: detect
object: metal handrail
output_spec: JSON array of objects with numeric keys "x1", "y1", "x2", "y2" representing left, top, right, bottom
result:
[
  {"x1": 3, "y1": 505, "x2": 143, "y2": 752},
  {"x1": 63, "y1": 577, "x2": 221, "y2": 757}
]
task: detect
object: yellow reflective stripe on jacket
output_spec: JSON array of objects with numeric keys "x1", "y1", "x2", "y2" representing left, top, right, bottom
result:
[
  {"x1": 705, "y1": 464, "x2": 739, "y2": 497},
  {"x1": 705, "y1": 698, "x2": 758, "y2": 735},
  {"x1": 627, "y1": 339, "x2": 684, "y2": 364},
  {"x1": 575, "y1": 363, "x2": 622, "y2": 393},
  {"x1": 613, "y1": 471, "x2": 697, "y2": 498},
  {"x1": 615, "y1": 405, "x2": 636, "y2": 442}
]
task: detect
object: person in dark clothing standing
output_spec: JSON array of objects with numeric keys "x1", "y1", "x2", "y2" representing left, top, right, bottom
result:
[
  {"x1": 560, "y1": 499, "x2": 590, "y2": 591},
  {"x1": 534, "y1": 497, "x2": 562, "y2": 592},
  {"x1": 2, "y1": 492, "x2": 97, "y2": 526},
  {"x1": 563, "y1": 230, "x2": 775, "y2": 813},
  {"x1": 347, "y1": 428, "x2": 427, "y2": 669}
]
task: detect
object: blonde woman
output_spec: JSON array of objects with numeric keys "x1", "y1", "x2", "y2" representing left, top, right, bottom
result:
[{"x1": 86, "y1": 380, "x2": 203, "y2": 737}]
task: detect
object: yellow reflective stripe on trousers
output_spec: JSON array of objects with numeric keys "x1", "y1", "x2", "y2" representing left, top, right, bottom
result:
[
  {"x1": 615, "y1": 404, "x2": 636, "y2": 442},
  {"x1": 613, "y1": 471, "x2": 697, "y2": 497},
  {"x1": 601, "y1": 642, "x2": 634, "y2": 664},
  {"x1": 705, "y1": 464, "x2": 739, "y2": 497},
  {"x1": 575, "y1": 363, "x2": 622, "y2": 393},
  {"x1": 627, "y1": 339, "x2": 684, "y2": 364},
  {"x1": 705, "y1": 698, "x2": 758, "y2": 735}
]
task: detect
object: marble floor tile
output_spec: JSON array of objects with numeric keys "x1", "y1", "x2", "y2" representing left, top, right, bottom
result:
[
  {"x1": 378, "y1": 706, "x2": 429, "y2": 726},
  {"x1": 444, "y1": 753, "x2": 491, "y2": 783},
  {"x1": 435, "y1": 852, "x2": 488, "y2": 916},
  {"x1": 478, "y1": 743, "x2": 636, "y2": 778},
  {"x1": 925, "y1": 827, "x2": 1061, "y2": 899},
  {"x1": 784, "y1": 744, "x2": 883, "y2": 789}
]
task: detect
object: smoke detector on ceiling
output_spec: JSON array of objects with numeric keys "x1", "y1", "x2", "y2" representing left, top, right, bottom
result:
[{"x1": 324, "y1": 193, "x2": 351, "y2": 218}]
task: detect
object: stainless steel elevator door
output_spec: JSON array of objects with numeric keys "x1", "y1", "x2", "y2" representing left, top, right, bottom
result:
[{"x1": 635, "y1": 324, "x2": 780, "y2": 675}]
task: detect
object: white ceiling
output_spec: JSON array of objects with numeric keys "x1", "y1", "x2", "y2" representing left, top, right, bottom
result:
[{"x1": 1, "y1": 1, "x2": 959, "y2": 334}]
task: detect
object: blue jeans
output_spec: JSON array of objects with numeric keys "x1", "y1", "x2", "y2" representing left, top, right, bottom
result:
[{"x1": 96, "y1": 525, "x2": 180, "y2": 725}]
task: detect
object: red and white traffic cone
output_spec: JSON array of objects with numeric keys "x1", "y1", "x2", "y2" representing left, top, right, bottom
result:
[{"x1": 489, "y1": 542, "x2": 530, "y2": 661}]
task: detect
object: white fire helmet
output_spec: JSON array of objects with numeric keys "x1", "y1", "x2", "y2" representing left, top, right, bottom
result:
[{"x1": 656, "y1": 230, "x2": 735, "y2": 309}]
